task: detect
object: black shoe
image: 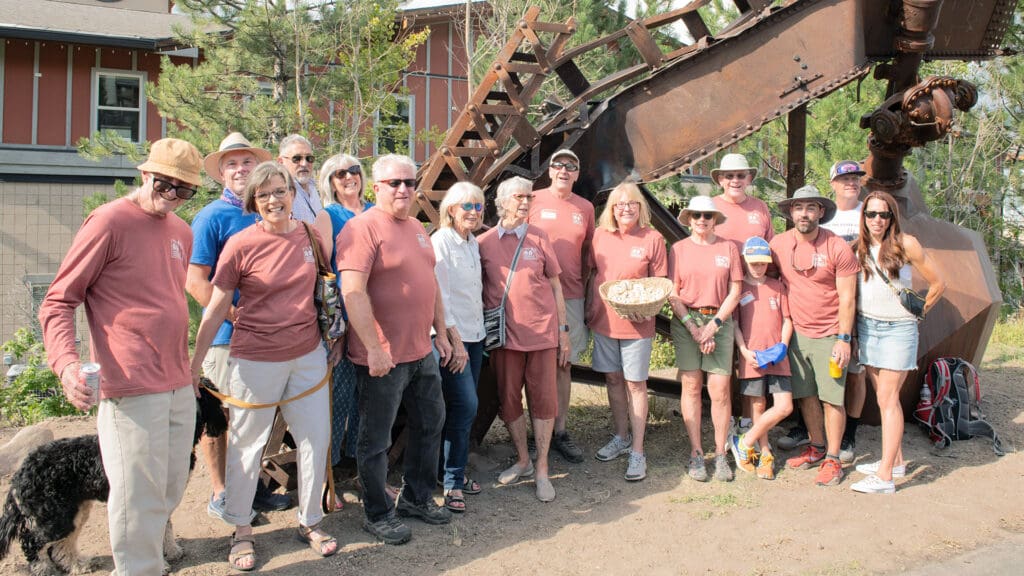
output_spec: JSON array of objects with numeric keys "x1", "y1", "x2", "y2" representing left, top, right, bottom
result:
[
  {"x1": 777, "y1": 426, "x2": 810, "y2": 451},
  {"x1": 363, "y1": 515, "x2": 412, "y2": 545},
  {"x1": 396, "y1": 497, "x2": 452, "y2": 525},
  {"x1": 253, "y1": 483, "x2": 293, "y2": 512},
  {"x1": 552, "y1": 431, "x2": 584, "y2": 463}
]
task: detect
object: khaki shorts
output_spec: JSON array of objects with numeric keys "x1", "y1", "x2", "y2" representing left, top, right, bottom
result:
[
  {"x1": 671, "y1": 315, "x2": 735, "y2": 375},
  {"x1": 788, "y1": 331, "x2": 846, "y2": 405},
  {"x1": 566, "y1": 298, "x2": 589, "y2": 363},
  {"x1": 200, "y1": 345, "x2": 231, "y2": 390}
]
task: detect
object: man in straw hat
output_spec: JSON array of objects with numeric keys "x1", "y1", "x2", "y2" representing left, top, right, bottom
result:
[
  {"x1": 186, "y1": 133, "x2": 292, "y2": 518},
  {"x1": 39, "y1": 139, "x2": 202, "y2": 575},
  {"x1": 769, "y1": 184, "x2": 859, "y2": 487},
  {"x1": 527, "y1": 148, "x2": 595, "y2": 463}
]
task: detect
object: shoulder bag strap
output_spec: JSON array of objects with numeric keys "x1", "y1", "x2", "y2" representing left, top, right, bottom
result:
[
  {"x1": 866, "y1": 249, "x2": 903, "y2": 300},
  {"x1": 302, "y1": 222, "x2": 330, "y2": 276},
  {"x1": 499, "y1": 230, "x2": 529, "y2": 308}
]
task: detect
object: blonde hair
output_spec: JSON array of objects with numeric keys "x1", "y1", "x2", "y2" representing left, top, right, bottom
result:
[
  {"x1": 598, "y1": 182, "x2": 651, "y2": 232},
  {"x1": 318, "y1": 153, "x2": 363, "y2": 206},
  {"x1": 438, "y1": 182, "x2": 485, "y2": 229},
  {"x1": 243, "y1": 162, "x2": 293, "y2": 214}
]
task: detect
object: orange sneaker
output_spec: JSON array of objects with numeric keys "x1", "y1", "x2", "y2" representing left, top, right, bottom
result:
[
  {"x1": 785, "y1": 445, "x2": 825, "y2": 469},
  {"x1": 756, "y1": 453, "x2": 775, "y2": 480},
  {"x1": 815, "y1": 458, "x2": 844, "y2": 486}
]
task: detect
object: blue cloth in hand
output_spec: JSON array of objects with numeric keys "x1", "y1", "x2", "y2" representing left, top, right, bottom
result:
[{"x1": 755, "y1": 343, "x2": 788, "y2": 369}]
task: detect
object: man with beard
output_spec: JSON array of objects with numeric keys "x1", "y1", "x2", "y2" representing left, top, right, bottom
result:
[
  {"x1": 770, "y1": 185, "x2": 859, "y2": 486},
  {"x1": 277, "y1": 134, "x2": 322, "y2": 223}
]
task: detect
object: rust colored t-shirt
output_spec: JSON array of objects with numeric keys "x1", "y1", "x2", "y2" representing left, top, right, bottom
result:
[
  {"x1": 478, "y1": 225, "x2": 562, "y2": 352},
  {"x1": 336, "y1": 209, "x2": 437, "y2": 365},
  {"x1": 668, "y1": 237, "x2": 743, "y2": 308},
  {"x1": 527, "y1": 189, "x2": 594, "y2": 299},
  {"x1": 213, "y1": 224, "x2": 322, "y2": 362},
  {"x1": 587, "y1": 226, "x2": 668, "y2": 339},
  {"x1": 770, "y1": 227, "x2": 860, "y2": 338},
  {"x1": 734, "y1": 277, "x2": 791, "y2": 378},
  {"x1": 712, "y1": 194, "x2": 775, "y2": 252}
]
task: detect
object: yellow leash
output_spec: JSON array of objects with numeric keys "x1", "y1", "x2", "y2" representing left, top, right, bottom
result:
[{"x1": 202, "y1": 370, "x2": 331, "y2": 410}]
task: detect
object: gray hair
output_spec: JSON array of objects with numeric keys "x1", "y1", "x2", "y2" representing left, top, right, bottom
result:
[
  {"x1": 372, "y1": 153, "x2": 417, "y2": 182},
  {"x1": 278, "y1": 134, "x2": 312, "y2": 155},
  {"x1": 318, "y1": 153, "x2": 363, "y2": 205},
  {"x1": 495, "y1": 176, "x2": 532, "y2": 219},
  {"x1": 438, "y1": 182, "x2": 485, "y2": 229}
]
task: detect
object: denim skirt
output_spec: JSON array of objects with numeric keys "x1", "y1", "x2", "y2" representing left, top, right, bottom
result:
[{"x1": 857, "y1": 316, "x2": 918, "y2": 371}]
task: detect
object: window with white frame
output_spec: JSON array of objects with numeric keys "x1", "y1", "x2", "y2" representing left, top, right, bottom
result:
[
  {"x1": 93, "y1": 70, "x2": 146, "y2": 142},
  {"x1": 375, "y1": 95, "x2": 414, "y2": 156}
]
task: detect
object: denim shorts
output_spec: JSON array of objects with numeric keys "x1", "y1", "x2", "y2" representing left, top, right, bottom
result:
[
  {"x1": 591, "y1": 331, "x2": 653, "y2": 382},
  {"x1": 857, "y1": 316, "x2": 918, "y2": 371}
]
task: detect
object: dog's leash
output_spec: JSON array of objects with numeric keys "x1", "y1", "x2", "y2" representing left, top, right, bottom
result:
[{"x1": 202, "y1": 370, "x2": 330, "y2": 410}]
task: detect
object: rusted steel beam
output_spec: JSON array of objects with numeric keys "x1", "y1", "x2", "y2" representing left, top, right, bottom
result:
[{"x1": 786, "y1": 104, "x2": 807, "y2": 195}]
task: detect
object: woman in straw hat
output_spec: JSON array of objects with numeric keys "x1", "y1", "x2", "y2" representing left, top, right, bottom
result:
[{"x1": 668, "y1": 195, "x2": 743, "y2": 483}]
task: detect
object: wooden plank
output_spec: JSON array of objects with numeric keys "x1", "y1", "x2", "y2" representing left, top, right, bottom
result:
[{"x1": 625, "y1": 21, "x2": 665, "y2": 68}]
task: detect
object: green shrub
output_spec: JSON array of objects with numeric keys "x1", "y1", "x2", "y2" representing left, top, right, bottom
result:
[{"x1": 1, "y1": 328, "x2": 80, "y2": 425}]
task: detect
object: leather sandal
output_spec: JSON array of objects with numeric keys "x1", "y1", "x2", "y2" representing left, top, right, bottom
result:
[
  {"x1": 444, "y1": 491, "x2": 466, "y2": 513},
  {"x1": 228, "y1": 532, "x2": 256, "y2": 572},
  {"x1": 462, "y1": 477, "x2": 482, "y2": 495},
  {"x1": 297, "y1": 523, "x2": 338, "y2": 557}
]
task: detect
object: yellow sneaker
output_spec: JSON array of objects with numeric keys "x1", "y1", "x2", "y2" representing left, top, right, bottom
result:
[{"x1": 756, "y1": 453, "x2": 775, "y2": 480}]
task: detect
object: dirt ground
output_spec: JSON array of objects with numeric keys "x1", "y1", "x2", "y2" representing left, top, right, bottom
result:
[{"x1": 2, "y1": 345, "x2": 1022, "y2": 576}]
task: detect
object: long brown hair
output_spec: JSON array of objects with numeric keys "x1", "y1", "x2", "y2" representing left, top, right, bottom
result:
[{"x1": 855, "y1": 190, "x2": 907, "y2": 280}]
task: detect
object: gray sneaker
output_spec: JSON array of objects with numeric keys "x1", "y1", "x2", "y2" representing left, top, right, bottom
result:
[
  {"x1": 687, "y1": 453, "x2": 708, "y2": 482},
  {"x1": 396, "y1": 497, "x2": 452, "y2": 525},
  {"x1": 552, "y1": 431, "x2": 585, "y2": 463},
  {"x1": 362, "y1": 514, "x2": 412, "y2": 545},
  {"x1": 595, "y1": 434, "x2": 632, "y2": 462},
  {"x1": 624, "y1": 450, "x2": 647, "y2": 482},
  {"x1": 839, "y1": 437, "x2": 856, "y2": 464},
  {"x1": 713, "y1": 452, "x2": 734, "y2": 482}
]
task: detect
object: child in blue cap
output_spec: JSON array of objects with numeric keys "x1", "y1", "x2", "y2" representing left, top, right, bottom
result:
[{"x1": 729, "y1": 236, "x2": 794, "y2": 479}]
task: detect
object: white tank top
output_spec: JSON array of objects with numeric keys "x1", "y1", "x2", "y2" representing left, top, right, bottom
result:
[{"x1": 858, "y1": 245, "x2": 916, "y2": 321}]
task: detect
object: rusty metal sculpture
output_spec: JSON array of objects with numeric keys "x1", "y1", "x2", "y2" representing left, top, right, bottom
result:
[{"x1": 413, "y1": 0, "x2": 1014, "y2": 432}]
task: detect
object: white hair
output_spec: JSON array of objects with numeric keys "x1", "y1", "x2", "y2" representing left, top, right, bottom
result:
[
  {"x1": 438, "y1": 182, "x2": 485, "y2": 228},
  {"x1": 279, "y1": 134, "x2": 312, "y2": 155},
  {"x1": 495, "y1": 176, "x2": 532, "y2": 219}
]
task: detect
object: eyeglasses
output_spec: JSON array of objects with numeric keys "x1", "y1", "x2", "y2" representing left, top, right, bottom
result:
[
  {"x1": 691, "y1": 212, "x2": 717, "y2": 220},
  {"x1": 864, "y1": 210, "x2": 893, "y2": 220},
  {"x1": 790, "y1": 245, "x2": 821, "y2": 272},
  {"x1": 288, "y1": 154, "x2": 315, "y2": 164},
  {"x1": 254, "y1": 189, "x2": 289, "y2": 203},
  {"x1": 381, "y1": 178, "x2": 416, "y2": 189},
  {"x1": 614, "y1": 201, "x2": 640, "y2": 210},
  {"x1": 550, "y1": 161, "x2": 579, "y2": 172},
  {"x1": 513, "y1": 193, "x2": 535, "y2": 202},
  {"x1": 459, "y1": 202, "x2": 484, "y2": 212},
  {"x1": 333, "y1": 165, "x2": 362, "y2": 179},
  {"x1": 720, "y1": 172, "x2": 749, "y2": 180},
  {"x1": 152, "y1": 177, "x2": 198, "y2": 200}
]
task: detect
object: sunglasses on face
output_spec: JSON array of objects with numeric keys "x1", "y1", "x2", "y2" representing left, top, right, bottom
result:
[
  {"x1": 288, "y1": 154, "x2": 315, "y2": 164},
  {"x1": 864, "y1": 210, "x2": 894, "y2": 220},
  {"x1": 382, "y1": 178, "x2": 416, "y2": 189},
  {"x1": 550, "y1": 161, "x2": 579, "y2": 172},
  {"x1": 459, "y1": 202, "x2": 484, "y2": 212},
  {"x1": 720, "y1": 172, "x2": 749, "y2": 180},
  {"x1": 332, "y1": 165, "x2": 362, "y2": 179},
  {"x1": 152, "y1": 177, "x2": 198, "y2": 200},
  {"x1": 691, "y1": 212, "x2": 716, "y2": 221},
  {"x1": 254, "y1": 189, "x2": 289, "y2": 203}
]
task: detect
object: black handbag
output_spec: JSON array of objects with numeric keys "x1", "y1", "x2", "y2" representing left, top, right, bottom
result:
[
  {"x1": 483, "y1": 230, "x2": 528, "y2": 351},
  {"x1": 302, "y1": 223, "x2": 345, "y2": 341},
  {"x1": 868, "y1": 250, "x2": 928, "y2": 319}
]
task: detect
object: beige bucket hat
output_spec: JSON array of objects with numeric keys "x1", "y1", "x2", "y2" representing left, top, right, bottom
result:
[
  {"x1": 678, "y1": 194, "x2": 726, "y2": 225},
  {"x1": 203, "y1": 133, "x2": 272, "y2": 184},
  {"x1": 136, "y1": 138, "x2": 202, "y2": 186}
]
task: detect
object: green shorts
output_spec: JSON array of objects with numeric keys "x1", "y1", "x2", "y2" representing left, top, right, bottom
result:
[
  {"x1": 788, "y1": 331, "x2": 846, "y2": 405},
  {"x1": 671, "y1": 315, "x2": 735, "y2": 375}
]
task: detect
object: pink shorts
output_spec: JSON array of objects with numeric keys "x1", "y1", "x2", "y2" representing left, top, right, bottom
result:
[{"x1": 493, "y1": 348, "x2": 558, "y2": 422}]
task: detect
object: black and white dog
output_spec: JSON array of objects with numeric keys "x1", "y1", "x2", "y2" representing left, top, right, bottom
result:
[{"x1": 0, "y1": 382, "x2": 226, "y2": 576}]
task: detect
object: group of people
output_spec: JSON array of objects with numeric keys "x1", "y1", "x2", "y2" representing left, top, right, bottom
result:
[{"x1": 37, "y1": 134, "x2": 943, "y2": 574}]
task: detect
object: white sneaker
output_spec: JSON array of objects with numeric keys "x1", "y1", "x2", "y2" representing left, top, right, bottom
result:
[
  {"x1": 855, "y1": 459, "x2": 906, "y2": 478},
  {"x1": 851, "y1": 474, "x2": 895, "y2": 494},
  {"x1": 595, "y1": 434, "x2": 632, "y2": 461},
  {"x1": 624, "y1": 451, "x2": 647, "y2": 482}
]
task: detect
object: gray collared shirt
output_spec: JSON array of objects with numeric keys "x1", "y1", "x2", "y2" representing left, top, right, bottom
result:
[{"x1": 290, "y1": 180, "x2": 322, "y2": 224}]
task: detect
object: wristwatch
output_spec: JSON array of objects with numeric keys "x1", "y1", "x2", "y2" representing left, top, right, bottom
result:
[
  {"x1": 712, "y1": 317, "x2": 723, "y2": 327},
  {"x1": 836, "y1": 333, "x2": 852, "y2": 343},
  {"x1": 560, "y1": 324, "x2": 570, "y2": 332}
]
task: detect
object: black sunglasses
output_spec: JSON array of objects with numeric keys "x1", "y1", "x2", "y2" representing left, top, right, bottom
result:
[
  {"x1": 288, "y1": 154, "x2": 315, "y2": 164},
  {"x1": 550, "y1": 161, "x2": 579, "y2": 172},
  {"x1": 864, "y1": 210, "x2": 894, "y2": 220},
  {"x1": 152, "y1": 177, "x2": 198, "y2": 200},
  {"x1": 691, "y1": 212, "x2": 716, "y2": 220},
  {"x1": 333, "y1": 165, "x2": 362, "y2": 178},
  {"x1": 382, "y1": 178, "x2": 416, "y2": 189}
]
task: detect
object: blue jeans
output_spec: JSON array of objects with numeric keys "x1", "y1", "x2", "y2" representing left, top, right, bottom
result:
[
  {"x1": 434, "y1": 340, "x2": 483, "y2": 492},
  {"x1": 355, "y1": 352, "x2": 445, "y2": 522}
]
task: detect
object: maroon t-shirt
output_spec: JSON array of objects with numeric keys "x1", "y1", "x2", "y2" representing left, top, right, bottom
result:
[{"x1": 734, "y1": 277, "x2": 791, "y2": 378}]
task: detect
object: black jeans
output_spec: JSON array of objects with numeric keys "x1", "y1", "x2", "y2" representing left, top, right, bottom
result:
[{"x1": 355, "y1": 352, "x2": 445, "y2": 522}]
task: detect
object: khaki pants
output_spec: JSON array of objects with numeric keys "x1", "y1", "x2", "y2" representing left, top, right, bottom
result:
[{"x1": 98, "y1": 386, "x2": 195, "y2": 576}]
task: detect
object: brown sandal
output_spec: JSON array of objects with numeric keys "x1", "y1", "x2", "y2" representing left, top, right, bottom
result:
[
  {"x1": 228, "y1": 532, "x2": 256, "y2": 572},
  {"x1": 297, "y1": 523, "x2": 338, "y2": 557}
]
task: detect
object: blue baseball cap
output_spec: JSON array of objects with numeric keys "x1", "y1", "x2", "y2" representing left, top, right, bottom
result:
[
  {"x1": 742, "y1": 236, "x2": 772, "y2": 264},
  {"x1": 829, "y1": 160, "x2": 865, "y2": 181}
]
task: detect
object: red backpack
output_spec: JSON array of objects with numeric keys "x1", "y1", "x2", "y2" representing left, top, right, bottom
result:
[{"x1": 913, "y1": 357, "x2": 1005, "y2": 456}]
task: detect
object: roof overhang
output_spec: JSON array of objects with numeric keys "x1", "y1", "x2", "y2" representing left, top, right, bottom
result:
[{"x1": 0, "y1": 0, "x2": 190, "y2": 50}]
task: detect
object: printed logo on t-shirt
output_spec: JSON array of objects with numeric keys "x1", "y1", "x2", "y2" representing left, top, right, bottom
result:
[
  {"x1": 769, "y1": 296, "x2": 780, "y2": 310},
  {"x1": 303, "y1": 246, "x2": 315, "y2": 263},
  {"x1": 169, "y1": 239, "x2": 184, "y2": 261},
  {"x1": 715, "y1": 255, "x2": 730, "y2": 268},
  {"x1": 522, "y1": 247, "x2": 538, "y2": 261},
  {"x1": 747, "y1": 213, "x2": 762, "y2": 225},
  {"x1": 417, "y1": 233, "x2": 430, "y2": 248},
  {"x1": 540, "y1": 209, "x2": 558, "y2": 220},
  {"x1": 630, "y1": 246, "x2": 645, "y2": 259},
  {"x1": 812, "y1": 253, "x2": 828, "y2": 268},
  {"x1": 572, "y1": 212, "x2": 583, "y2": 225},
  {"x1": 739, "y1": 292, "x2": 755, "y2": 306}
]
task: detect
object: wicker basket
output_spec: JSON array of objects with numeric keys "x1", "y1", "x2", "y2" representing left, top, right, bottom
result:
[{"x1": 599, "y1": 277, "x2": 674, "y2": 319}]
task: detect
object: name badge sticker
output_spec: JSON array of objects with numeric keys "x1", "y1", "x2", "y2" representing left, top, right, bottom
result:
[
  {"x1": 739, "y1": 292, "x2": 755, "y2": 306},
  {"x1": 540, "y1": 209, "x2": 558, "y2": 220}
]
